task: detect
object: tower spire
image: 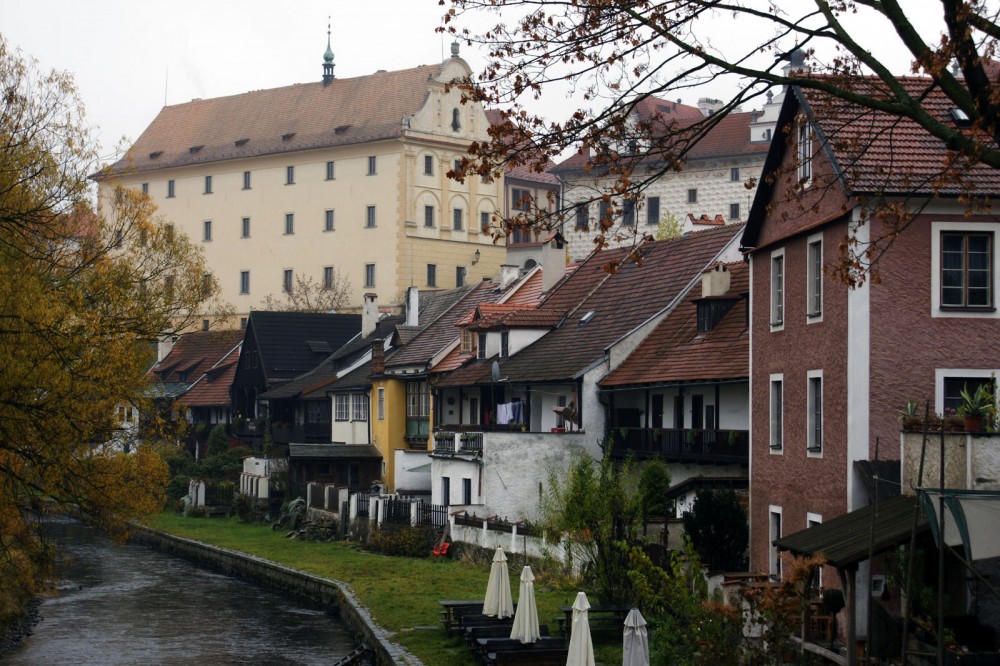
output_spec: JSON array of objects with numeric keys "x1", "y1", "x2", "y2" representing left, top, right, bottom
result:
[{"x1": 322, "y1": 17, "x2": 335, "y2": 85}]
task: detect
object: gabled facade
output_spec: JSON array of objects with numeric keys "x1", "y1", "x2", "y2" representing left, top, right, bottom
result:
[
  {"x1": 742, "y1": 78, "x2": 1000, "y2": 581},
  {"x1": 99, "y1": 43, "x2": 505, "y2": 318}
]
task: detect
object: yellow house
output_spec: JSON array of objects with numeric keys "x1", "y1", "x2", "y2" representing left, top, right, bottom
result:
[{"x1": 99, "y1": 39, "x2": 505, "y2": 322}]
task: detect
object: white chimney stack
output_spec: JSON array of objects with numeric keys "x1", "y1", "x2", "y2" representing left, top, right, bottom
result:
[
  {"x1": 500, "y1": 264, "x2": 520, "y2": 290},
  {"x1": 701, "y1": 264, "x2": 731, "y2": 297},
  {"x1": 362, "y1": 293, "x2": 379, "y2": 338},
  {"x1": 406, "y1": 286, "x2": 419, "y2": 327}
]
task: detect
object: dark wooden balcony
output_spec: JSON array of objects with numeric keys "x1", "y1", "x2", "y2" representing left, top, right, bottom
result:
[
  {"x1": 606, "y1": 427, "x2": 749, "y2": 464},
  {"x1": 270, "y1": 423, "x2": 332, "y2": 444}
]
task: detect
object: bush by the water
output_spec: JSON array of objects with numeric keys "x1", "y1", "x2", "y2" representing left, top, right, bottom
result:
[{"x1": 365, "y1": 524, "x2": 437, "y2": 557}]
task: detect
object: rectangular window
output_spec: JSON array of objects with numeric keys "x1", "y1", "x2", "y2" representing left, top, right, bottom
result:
[
  {"x1": 771, "y1": 250, "x2": 785, "y2": 327},
  {"x1": 807, "y1": 236, "x2": 823, "y2": 317},
  {"x1": 366, "y1": 205, "x2": 376, "y2": 228},
  {"x1": 367, "y1": 156, "x2": 377, "y2": 175},
  {"x1": 599, "y1": 200, "x2": 611, "y2": 225},
  {"x1": 204, "y1": 175, "x2": 213, "y2": 194},
  {"x1": 575, "y1": 203, "x2": 589, "y2": 231},
  {"x1": 512, "y1": 188, "x2": 530, "y2": 212},
  {"x1": 687, "y1": 188, "x2": 698, "y2": 204},
  {"x1": 481, "y1": 211, "x2": 491, "y2": 231},
  {"x1": 941, "y1": 231, "x2": 993, "y2": 308},
  {"x1": 769, "y1": 507, "x2": 782, "y2": 579},
  {"x1": 729, "y1": 203, "x2": 740, "y2": 220},
  {"x1": 456, "y1": 266, "x2": 467, "y2": 287},
  {"x1": 240, "y1": 270, "x2": 250, "y2": 295},
  {"x1": 424, "y1": 205, "x2": 434, "y2": 228},
  {"x1": 454, "y1": 159, "x2": 462, "y2": 172},
  {"x1": 500, "y1": 331, "x2": 509, "y2": 357},
  {"x1": 453, "y1": 208, "x2": 463, "y2": 231},
  {"x1": 325, "y1": 209, "x2": 335, "y2": 232},
  {"x1": 798, "y1": 122, "x2": 812, "y2": 184},
  {"x1": 424, "y1": 155, "x2": 433, "y2": 175},
  {"x1": 285, "y1": 213, "x2": 294, "y2": 235},
  {"x1": 323, "y1": 266, "x2": 334, "y2": 289},
  {"x1": 203, "y1": 220, "x2": 212, "y2": 241},
  {"x1": 167, "y1": 180, "x2": 175, "y2": 198},
  {"x1": 406, "y1": 381, "x2": 431, "y2": 418},
  {"x1": 770, "y1": 375, "x2": 783, "y2": 450},
  {"x1": 141, "y1": 182, "x2": 149, "y2": 195},
  {"x1": 477, "y1": 332, "x2": 487, "y2": 359},
  {"x1": 623, "y1": 200, "x2": 635, "y2": 226},
  {"x1": 807, "y1": 372, "x2": 823, "y2": 453},
  {"x1": 460, "y1": 329, "x2": 473, "y2": 353},
  {"x1": 377, "y1": 388, "x2": 385, "y2": 420},
  {"x1": 365, "y1": 263, "x2": 376, "y2": 288},
  {"x1": 462, "y1": 478, "x2": 472, "y2": 505},
  {"x1": 943, "y1": 376, "x2": 996, "y2": 414},
  {"x1": 243, "y1": 171, "x2": 251, "y2": 190},
  {"x1": 730, "y1": 167, "x2": 740, "y2": 182},
  {"x1": 352, "y1": 394, "x2": 369, "y2": 421},
  {"x1": 325, "y1": 160, "x2": 335, "y2": 180},
  {"x1": 647, "y1": 196, "x2": 660, "y2": 225},
  {"x1": 335, "y1": 395, "x2": 350, "y2": 421},
  {"x1": 241, "y1": 217, "x2": 251, "y2": 238},
  {"x1": 427, "y1": 264, "x2": 437, "y2": 287},
  {"x1": 286, "y1": 165, "x2": 295, "y2": 185},
  {"x1": 283, "y1": 269, "x2": 293, "y2": 293}
]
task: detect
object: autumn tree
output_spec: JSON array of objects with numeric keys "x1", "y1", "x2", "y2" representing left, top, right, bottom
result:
[
  {"x1": 0, "y1": 36, "x2": 219, "y2": 626},
  {"x1": 442, "y1": 0, "x2": 1000, "y2": 279},
  {"x1": 260, "y1": 271, "x2": 352, "y2": 313}
]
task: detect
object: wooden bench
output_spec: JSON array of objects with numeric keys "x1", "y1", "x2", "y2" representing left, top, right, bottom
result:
[
  {"x1": 485, "y1": 645, "x2": 569, "y2": 665},
  {"x1": 439, "y1": 600, "x2": 483, "y2": 637},
  {"x1": 556, "y1": 604, "x2": 630, "y2": 637},
  {"x1": 475, "y1": 635, "x2": 563, "y2": 663}
]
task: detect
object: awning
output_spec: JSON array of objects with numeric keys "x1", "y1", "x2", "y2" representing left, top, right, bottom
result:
[
  {"x1": 920, "y1": 489, "x2": 1000, "y2": 561},
  {"x1": 408, "y1": 463, "x2": 432, "y2": 474},
  {"x1": 775, "y1": 495, "x2": 928, "y2": 569}
]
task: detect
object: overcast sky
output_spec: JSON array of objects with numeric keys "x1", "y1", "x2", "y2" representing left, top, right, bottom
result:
[{"x1": 5, "y1": 1, "x2": 945, "y2": 166}]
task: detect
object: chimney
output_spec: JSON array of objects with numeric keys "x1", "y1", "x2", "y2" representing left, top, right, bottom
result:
[
  {"x1": 701, "y1": 263, "x2": 731, "y2": 298},
  {"x1": 362, "y1": 293, "x2": 378, "y2": 338},
  {"x1": 500, "y1": 264, "x2": 520, "y2": 290},
  {"x1": 406, "y1": 286, "x2": 419, "y2": 327},
  {"x1": 541, "y1": 233, "x2": 568, "y2": 293},
  {"x1": 371, "y1": 339, "x2": 385, "y2": 374},
  {"x1": 157, "y1": 333, "x2": 178, "y2": 363}
]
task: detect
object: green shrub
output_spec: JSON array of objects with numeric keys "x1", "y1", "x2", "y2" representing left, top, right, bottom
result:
[
  {"x1": 166, "y1": 475, "x2": 191, "y2": 503},
  {"x1": 206, "y1": 423, "x2": 229, "y2": 457},
  {"x1": 365, "y1": 524, "x2": 436, "y2": 558},
  {"x1": 232, "y1": 493, "x2": 265, "y2": 523}
]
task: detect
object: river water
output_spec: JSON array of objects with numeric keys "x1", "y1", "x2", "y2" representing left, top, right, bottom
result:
[{"x1": 3, "y1": 519, "x2": 356, "y2": 665}]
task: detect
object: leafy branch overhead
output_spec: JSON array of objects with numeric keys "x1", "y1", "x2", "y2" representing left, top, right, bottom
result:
[{"x1": 441, "y1": 1, "x2": 1000, "y2": 281}]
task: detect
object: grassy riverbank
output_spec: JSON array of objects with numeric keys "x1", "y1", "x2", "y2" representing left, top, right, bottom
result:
[{"x1": 147, "y1": 513, "x2": 623, "y2": 665}]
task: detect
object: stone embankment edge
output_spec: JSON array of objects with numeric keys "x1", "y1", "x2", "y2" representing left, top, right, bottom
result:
[{"x1": 130, "y1": 526, "x2": 423, "y2": 666}]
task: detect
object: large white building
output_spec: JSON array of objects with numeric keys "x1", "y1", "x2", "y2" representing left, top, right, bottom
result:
[{"x1": 100, "y1": 40, "x2": 505, "y2": 323}]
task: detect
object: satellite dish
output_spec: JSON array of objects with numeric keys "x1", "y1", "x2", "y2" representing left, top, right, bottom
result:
[{"x1": 491, "y1": 361, "x2": 501, "y2": 383}]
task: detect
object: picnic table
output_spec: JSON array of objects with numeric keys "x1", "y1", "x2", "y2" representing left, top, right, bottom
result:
[
  {"x1": 556, "y1": 604, "x2": 630, "y2": 637},
  {"x1": 439, "y1": 599, "x2": 483, "y2": 637}
]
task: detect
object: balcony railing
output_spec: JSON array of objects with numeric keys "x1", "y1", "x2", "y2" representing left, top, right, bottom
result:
[
  {"x1": 433, "y1": 431, "x2": 484, "y2": 455},
  {"x1": 270, "y1": 422, "x2": 332, "y2": 444},
  {"x1": 607, "y1": 427, "x2": 749, "y2": 464}
]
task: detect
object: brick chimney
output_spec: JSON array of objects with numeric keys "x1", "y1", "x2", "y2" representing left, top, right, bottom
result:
[
  {"x1": 371, "y1": 339, "x2": 385, "y2": 374},
  {"x1": 362, "y1": 293, "x2": 378, "y2": 338}
]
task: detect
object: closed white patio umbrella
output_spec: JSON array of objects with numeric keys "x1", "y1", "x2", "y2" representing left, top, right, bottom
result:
[
  {"x1": 510, "y1": 566, "x2": 540, "y2": 643},
  {"x1": 565, "y1": 591, "x2": 595, "y2": 666},
  {"x1": 483, "y1": 546, "x2": 514, "y2": 619},
  {"x1": 622, "y1": 607, "x2": 649, "y2": 666}
]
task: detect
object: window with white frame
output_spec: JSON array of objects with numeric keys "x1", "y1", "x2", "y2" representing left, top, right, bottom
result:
[
  {"x1": 167, "y1": 180, "x2": 175, "y2": 198},
  {"x1": 807, "y1": 513, "x2": 823, "y2": 586},
  {"x1": 456, "y1": 266, "x2": 466, "y2": 287},
  {"x1": 424, "y1": 155, "x2": 434, "y2": 175},
  {"x1": 731, "y1": 167, "x2": 740, "y2": 182},
  {"x1": 769, "y1": 507, "x2": 782, "y2": 579},
  {"x1": 424, "y1": 205, "x2": 434, "y2": 228},
  {"x1": 453, "y1": 208, "x2": 463, "y2": 231},
  {"x1": 286, "y1": 165, "x2": 295, "y2": 185},
  {"x1": 335, "y1": 394, "x2": 350, "y2": 421},
  {"x1": 770, "y1": 374, "x2": 783, "y2": 450},
  {"x1": 352, "y1": 394, "x2": 369, "y2": 421},
  {"x1": 481, "y1": 211, "x2": 491, "y2": 230},
  {"x1": 325, "y1": 209, "x2": 335, "y2": 232},
  {"x1": 326, "y1": 160, "x2": 335, "y2": 180},
  {"x1": 243, "y1": 171, "x2": 251, "y2": 190},
  {"x1": 406, "y1": 381, "x2": 430, "y2": 418},
  {"x1": 477, "y1": 332, "x2": 487, "y2": 359},
  {"x1": 367, "y1": 156, "x2": 377, "y2": 175},
  {"x1": 797, "y1": 121, "x2": 812, "y2": 185},
  {"x1": 807, "y1": 371, "x2": 823, "y2": 454},
  {"x1": 241, "y1": 217, "x2": 251, "y2": 238},
  {"x1": 575, "y1": 203, "x2": 589, "y2": 230},
  {"x1": 427, "y1": 264, "x2": 437, "y2": 287},
  {"x1": 323, "y1": 266, "x2": 334, "y2": 290},
  {"x1": 942, "y1": 231, "x2": 993, "y2": 308},
  {"x1": 204, "y1": 175, "x2": 213, "y2": 194},
  {"x1": 203, "y1": 220, "x2": 212, "y2": 242},
  {"x1": 239, "y1": 270, "x2": 250, "y2": 294},
  {"x1": 283, "y1": 269, "x2": 293, "y2": 293},
  {"x1": 366, "y1": 205, "x2": 376, "y2": 228},
  {"x1": 377, "y1": 387, "x2": 385, "y2": 420},
  {"x1": 284, "y1": 213, "x2": 294, "y2": 235},
  {"x1": 807, "y1": 234, "x2": 823, "y2": 318},
  {"x1": 771, "y1": 249, "x2": 785, "y2": 328},
  {"x1": 687, "y1": 188, "x2": 698, "y2": 204},
  {"x1": 364, "y1": 263, "x2": 376, "y2": 288},
  {"x1": 942, "y1": 374, "x2": 996, "y2": 414},
  {"x1": 647, "y1": 196, "x2": 660, "y2": 225},
  {"x1": 729, "y1": 203, "x2": 740, "y2": 220},
  {"x1": 460, "y1": 329, "x2": 473, "y2": 353},
  {"x1": 500, "y1": 331, "x2": 509, "y2": 357}
]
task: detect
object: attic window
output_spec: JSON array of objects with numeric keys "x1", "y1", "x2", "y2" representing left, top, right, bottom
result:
[
  {"x1": 306, "y1": 340, "x2": 332, "y2": 353},
  {"x1": 282, "y1": 132, "x2": 296, "y2": 141},
  {"x1": 950, "y1": 108, "x2": 971, "y2": 126},
  {"x1": 189, "y1": 145, "x2": 204, "y2": 153},
  {"x1": 235, "y1": 138, "x2": 249, "y2": 146},
  {"x1": 579, "y1": 310, "x2": 596, "y2": 326},
  {"x1": 149, "y1": 151, "x2": 163, "y2": 159},
  {"x1": 334, "y1": 125, "x2": 352, "y2": 134},
  {"x1": 696, "y1": 299, "x2": 736, "y2": 332}
]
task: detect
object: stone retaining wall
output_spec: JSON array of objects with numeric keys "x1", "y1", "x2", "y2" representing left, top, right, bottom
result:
[{"x1": 130, "y1": 526, "x2": 421, "y2": 666}]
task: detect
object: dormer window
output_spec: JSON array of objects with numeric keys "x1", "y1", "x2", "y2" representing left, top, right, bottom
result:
[
  {"x1": 696, "y1": 299, "x2": 735, "y2": 332},
  {"x1": 797, "y1": 121, "x2": 812, "y2": 185},
  {"x1": 950, "y1": 108, "x2": 971, "y2": 127},
  {"x1": 500, "y1": 331, "x2": 509, "y2": 358},
  {"x1": 579, "y1": 311, "x2": 596, "y2": 326},
  {"x1": 477, "y1": 332, "x2": 487, "y2": 359}
]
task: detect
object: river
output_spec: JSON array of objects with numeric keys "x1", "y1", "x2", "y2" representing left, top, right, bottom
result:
[{"x1": 3, "y1": 519, "x2": 357, "y2": 665}]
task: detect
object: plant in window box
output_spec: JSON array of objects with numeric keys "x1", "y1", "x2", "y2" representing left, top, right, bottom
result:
[
  {"x1": 942, "y1": 408, "x2": 964, "y2": 432},
  {"x1": 958, "y1": 383, "x2": 993, "y2": 432},
  {"x1": 897, "y1": 400, "x2": 923, "y2": 431}
]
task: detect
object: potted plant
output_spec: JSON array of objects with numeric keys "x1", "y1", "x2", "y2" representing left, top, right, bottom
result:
[
  {"x1": 958, "y1": 383, "x2": 993, "y2": 432},
  {"x1": 942, "y1": 408, "x2": 964, "y2": 432},
  {"x1": 897, "y1": 400, "x2": 923, "y2": 431}
]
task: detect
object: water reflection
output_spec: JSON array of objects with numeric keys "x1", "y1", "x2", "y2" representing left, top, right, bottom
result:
[{"x1": 4, "y1": 519, "x2": 355, "y2": 665}]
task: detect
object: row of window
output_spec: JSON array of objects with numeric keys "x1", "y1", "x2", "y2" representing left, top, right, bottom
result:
[
  {"x1": 424, "y1": 155, "x2": 465, "y2": 176},
  {"x1": 426, "y1": 264, "x2": 468, "y2": 288},
  {"x1": 770, "y1": 234, "x2": 824, "y2": 328},
  {"x1": 146, "y1": 158, "x2": 375, "y2": 198},
  {"x1": 571, "y1": 196, "x2": 742, "y2": 231},
  {"x1": 768, "y1": 371, "x2": 823, "y2": 454},
  {"x1": 334, "y1": 394, "x2": 369, "y2": 422},
  {"x1": 424, "y1": 206, "x2": 471, "y2": 231},
  {"x1": 236, "y1": 265, "x2": 354, "y2": 295}
]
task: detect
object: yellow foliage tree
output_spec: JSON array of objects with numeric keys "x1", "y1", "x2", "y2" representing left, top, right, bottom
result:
[{"x1": 0, "y1": 36, "x2": 218, "y2": 624}]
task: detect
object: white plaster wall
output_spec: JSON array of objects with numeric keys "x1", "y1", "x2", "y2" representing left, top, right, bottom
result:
[
  {"x1": 480, "y1": 431, "x2": 597, "y2": 521},
  {"x1": 973, "y1": 435, "x2": 1000, "y2": 490},
  {"x1": 719, "y1": 382, "x2": 750, "y2": 429},
  {"x1": 531, "y1": 383, "x2": 576, "y2": 432},
  {"x1": 432, "y1": 456, "x2": 482, "y2": 506},
  {"x1": 846, "y1": 214, "x2": 871, "y2": 511},
  {"x1": 449, "y1": 521, "x2": 582, "y2": 574},
  {"x1": 508, "y1": 328, "x2": 546, "y2": 355},
  {"x1": 581, "y1": 366, "x2": 607, "y2": 444},
  {"x1": 330, "y1": 418, "x2": 369, "y2": 445},
  {"x1": 393, "y1": 450, "x2": 432, "y2": 494}
]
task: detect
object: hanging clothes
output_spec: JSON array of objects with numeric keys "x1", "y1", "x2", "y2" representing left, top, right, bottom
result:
[{"x1": 510, "y1": 400, "x2": 522, "y2": 425}]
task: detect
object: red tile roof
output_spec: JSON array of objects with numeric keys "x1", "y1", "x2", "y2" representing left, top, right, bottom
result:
[
  {"x1": 182, "y1": 360, "x2": 238, "y2": 407},
  {"x1": 600, "y1": 262, "x2": 748, "y2": 387},
  {"x1": 150, "y1": 330, "x2": 243, "y2": 384}
]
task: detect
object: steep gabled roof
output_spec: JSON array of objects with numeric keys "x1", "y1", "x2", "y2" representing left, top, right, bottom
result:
[
  {"x1": 600, "y1": 262, "x2": 748, "y2": 387},
  {"x1": 149, "y1": 330, "x2": 243, "y2": 385},
  {"x1": 107, "y1": 64, "x2": 443, "y2": 175},
  {"x1": 246, "y1": 311, "x2": 361, "y2": 383},
  {"x1": 439, "y1": 224, "x2": 743, "y2": 385},
  {"x1": 182, "y1": 360, "x2": 239, "y2": 407}
]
